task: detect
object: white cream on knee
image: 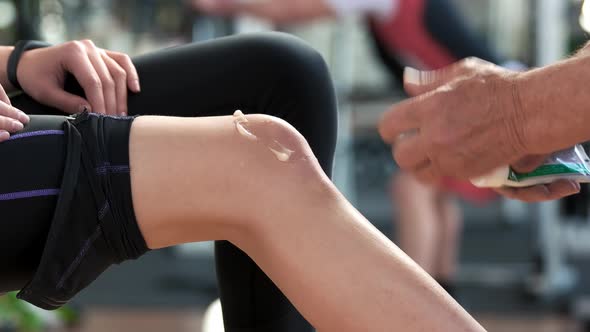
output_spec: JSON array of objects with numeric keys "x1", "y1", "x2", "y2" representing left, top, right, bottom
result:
[
  {"x1": 233, "y1": 110, "x2": 258, "y2": 141},
  {"x1": 233, "y1": 110, "x2": 299, "y2": 163}
]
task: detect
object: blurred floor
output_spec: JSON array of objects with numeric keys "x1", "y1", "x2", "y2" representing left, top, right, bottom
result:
[
  {"x1": 71, "y1": 309, "x2": 203, "y2": 332},
  {"x1": 478, "y1": 316, "x2": 578, "y2": 332},
  {"x1": 68, "y1": 309, "x2": 578, "y2": 332}
]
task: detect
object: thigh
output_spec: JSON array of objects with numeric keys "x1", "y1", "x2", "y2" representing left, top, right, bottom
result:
[{"x1": 0, "y1": 114, "x2": 67, "y2": 292}]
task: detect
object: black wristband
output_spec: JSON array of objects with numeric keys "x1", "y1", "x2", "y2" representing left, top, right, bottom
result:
[{"x1": 7, "y1": 40, "x2": 52, "y2": 90}]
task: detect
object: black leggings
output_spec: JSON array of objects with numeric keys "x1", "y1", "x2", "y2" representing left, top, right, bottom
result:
[{"x1": 0, "y1": 32, "x2": 337, "y2": 331}]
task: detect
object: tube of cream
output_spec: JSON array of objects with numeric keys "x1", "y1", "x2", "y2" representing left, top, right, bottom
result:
[{"x1": 472, "y1": 145, "x2": 590, "y2": 188}]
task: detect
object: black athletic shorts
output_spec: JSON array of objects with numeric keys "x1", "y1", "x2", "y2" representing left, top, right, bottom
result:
[{"x1": 12, "y1": 112, "x2": 149, "y2": 310}]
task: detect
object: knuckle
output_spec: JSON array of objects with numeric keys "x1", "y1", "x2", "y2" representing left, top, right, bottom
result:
[
  {"x1": 67, "y1": 41, "x2": 85, "y2": 54},
  {"x1": 81, "y1": 39, "x2": 95, "y2": 47},
  {"x1": 113, "y1": 67, "x2": 127, "y2": 80},
  {"x1": 88, "y1": 77, "x2": 103, "y2": 90},
  {"x1": 103, "y1": 77, "x2": 115, "y2": 89},
  {"x1": 459, "y1": 57, "x2": 474, "y2": 69},
  {"x1": 110, "y1": 51, "x2": 129, "y2": 63},
  {"x1": 464, "y1": 56, "x2": 482, "y2": 66},
  {"x1": 119, "y1": 53, "x2": 132, "y2": 64},
  {"x1": 4, "y1": 106, "x2": 18, "y2": 118},
  {"x1": 0, "y1": 116, "x2": 14, "y2": 129}
]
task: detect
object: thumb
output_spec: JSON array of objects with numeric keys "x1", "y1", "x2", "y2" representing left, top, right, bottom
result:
[
  {"x1": 511, "y1": 155, "x2": 547, "y2": 173},
  {"x1": 40, "y1": 87, "x2": 91, "y2": 114},
  {"x1": 0, "y1": 84, "x2": 11, "y2": 105}
]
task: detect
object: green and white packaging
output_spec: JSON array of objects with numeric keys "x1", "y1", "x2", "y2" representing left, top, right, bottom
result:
[{"x1": 472, "y1": 144, "x2": 590, "y2": 188}]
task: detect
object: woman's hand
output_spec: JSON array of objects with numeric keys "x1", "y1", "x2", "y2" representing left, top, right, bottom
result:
[
  {"x1": 17, "y1": 40, "x2": 140, "y2": 116},
  {"x1": 0, "y1": 83, "x2": 29, "y2": 142}
]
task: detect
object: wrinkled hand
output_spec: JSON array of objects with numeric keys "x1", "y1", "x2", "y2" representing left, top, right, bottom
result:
[
  {"x1": 379, "y1": 58, "x2": 527, "y2": 183},
  {"x1": 378, "y1": 57, "x2": 580, "y2": 202},
  {"x1": 18, "y1": 40, "x2": 140, "y2": 116},
  {"x1": 0, "y1": 83, "x2": 29, "y2": 142}
]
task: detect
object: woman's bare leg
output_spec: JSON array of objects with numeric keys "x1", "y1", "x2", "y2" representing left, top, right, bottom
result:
[
  {"x1": 435, "y1": 194, "x2": 463, "y2": 283},
  {"x1": 392, "y1": 173, "x2": 440, "y2": 275},
  {"x1": 129, "y1": 114, "x2": 485, "y2": 332}
]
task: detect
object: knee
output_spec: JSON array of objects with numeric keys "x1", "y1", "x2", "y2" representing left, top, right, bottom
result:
[
  {"x1": 236, "y1": 113, "x2": 331, "y2": 190},
  {"x1": 231, "y1": 113, "x2": 335, "y2": 232},
  {"x1": 238, "y1": 113, "x2": 322, "y2": 169}
]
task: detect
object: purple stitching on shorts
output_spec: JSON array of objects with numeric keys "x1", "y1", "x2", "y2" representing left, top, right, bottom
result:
[
  {"x1": 7, "y1": 130, "x2": 64, "y2": 141},
  {"x1": 56, "y1": 225, "x2": 103, "y2": 290},
  {"x1": 96, "y1": 164, "x2": 130, "y2": 175},
  {"x1": 0, "y1": 189, "x2": 60, "y2": 201}
]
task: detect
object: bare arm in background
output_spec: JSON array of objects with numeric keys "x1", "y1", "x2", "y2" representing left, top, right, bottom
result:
[{"x1": 192, "y1": 0, "x2": 395, "y2": 23}]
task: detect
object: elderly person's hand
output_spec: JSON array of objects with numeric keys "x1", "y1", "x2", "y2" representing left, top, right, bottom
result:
[
  {"x1": 192, "y1": 0, "x2": 335, "y2": 24},
  {"x1": 379, "y1": 58, "x2": 528, "y2": 182},
  {"x1": 379, "y1": 56, "x2": 590, "y2": 202},
  {"x1": 17, "y1": 40, "x2": 140, "y2": 116}
]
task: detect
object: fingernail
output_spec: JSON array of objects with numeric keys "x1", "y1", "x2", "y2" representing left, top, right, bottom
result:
[
  {"x1": 12, "y1": 120, "x2": 23, "y2": 131},
  {"x1": 79, "y1": 104, "x2": 90, "y2": 113},
  {"x1": 394, "y1": 128, "x2": 419, "y2": 146},
  {"x1": 120, "y1": 111, "x2": 127, "y2": 116},
  {"x1": 16, "y1": 109, "x2": 30, "y2": 124},
  {"x1": 0, "y1": 131, "x2": 9, "y2": 141},
  {"x1": 131, "y1": 79, "x2": 141, "y2": 92},
  {"x1": 572, "y1": 181, "x2": 581, "y2": 192},
  {"x1": 404, "y1": 67, "x2": 421, "y2": 85}
]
